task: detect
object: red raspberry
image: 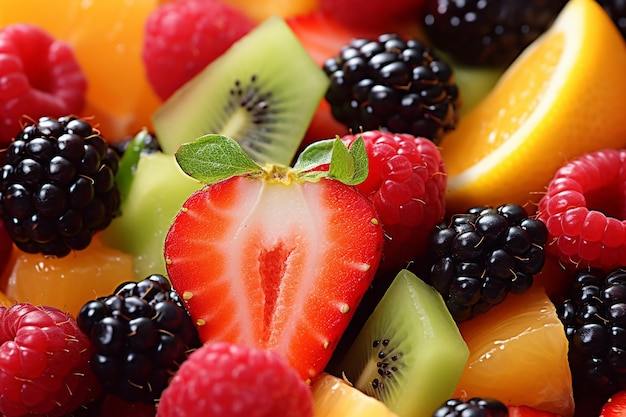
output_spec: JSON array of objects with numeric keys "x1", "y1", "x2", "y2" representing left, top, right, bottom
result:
[
  {"x1": 0, "y1": 24, "x2": 87, "y2": 147},
  {"x1": 536, "y1": 148, "x2": 626, "y2": 270},
  {"x1": 156, "y1": 342, "x2": 313, "y2": 417},
  {"x1": 0, "y1": 303, "x2": 100, "y2": 417},
  {"x1": 142, "y1": 0, "x2": 256, "y2": 100},
  {"x1": 341, "y1": 130, "x2": 447, "y2": 273}
]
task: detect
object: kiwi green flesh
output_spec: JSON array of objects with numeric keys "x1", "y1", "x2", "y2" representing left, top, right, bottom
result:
[
  {"x1": 333, "y1": 269, "x2": 469, "y2": 417},
  {"x1": 100, "y1": 152, "x2": 202, "y2": 279},
  {"x1": 152, "y1": 15, "x2": 329, "y2": 166}
]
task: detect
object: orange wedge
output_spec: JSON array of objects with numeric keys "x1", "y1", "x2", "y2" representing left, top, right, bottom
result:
[
  {"x1": 439, "y1": 0, "x2": 626, "y2": 214},
  {"x1": 453, "y1": 286, "x2": 574, "y2": 417}
]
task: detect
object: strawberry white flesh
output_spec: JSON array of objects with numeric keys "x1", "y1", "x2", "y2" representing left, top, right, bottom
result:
[{"x1": 164, "y1": 174, "x2": 383, "y2": 380}]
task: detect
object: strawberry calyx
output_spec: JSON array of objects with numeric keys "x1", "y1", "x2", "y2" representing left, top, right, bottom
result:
[{"x1": 175, "y1": 134, "x2": 368, "y2": 186}]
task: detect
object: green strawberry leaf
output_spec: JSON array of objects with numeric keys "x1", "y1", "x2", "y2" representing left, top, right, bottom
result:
[
  {"x1": 292, "y1": 138, "x2": 335, "y2": 172},
  {"x1": 115, "y1": 128, "x2": 148, "y2": 202},
  {"x1": 296, "y1": 136, "x2": 368, "y2": 185},
  {"x1": 175, "y1": 134, "x2": 263, "y2": 184},
  {"x1": 333, "y1": 136, "x2": 368, "y2": 185}
]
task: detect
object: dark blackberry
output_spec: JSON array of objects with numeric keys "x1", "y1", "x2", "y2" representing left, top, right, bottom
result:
[
  {"x1": 0, "y1": 116, "x2": 121, "y2": 257},
  {"x1": 77, "y1": 274, "x2": 201, "y2": 404},
  {"x1": 422, "y1": 0, "x2": 568, "y2": 67},
  {"x1": 432, "y1": 397, "x2": 508, "y2": 417},
  {"x1": 322, "y1": 33, "x2": 459, "y2": 144},
  {"x1": 557, "y1": 267, "x2": 626, "y2": 401},
  {"x1": 426, "y1": 204, "x2": 548, "y2": 322},
  {"x1": 596, "y1": 0, "x2": 626, "y2": 40}
]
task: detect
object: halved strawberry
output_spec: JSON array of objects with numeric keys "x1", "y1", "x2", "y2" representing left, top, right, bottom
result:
[{"x1": 164, "y1": 135, "x2": 383, "y2": 381}]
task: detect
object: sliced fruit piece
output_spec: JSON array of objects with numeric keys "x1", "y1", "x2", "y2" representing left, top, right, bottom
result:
[
  {"x1": 439, "y1": 0, "x2": 626, "y2": 214},
  {"x1": 142, "y1": 0, "x2": 256, "y2": 101},
  {"x1": 453, "y1": 285, "x2": 574, "y2": 417},
  {"x1": 164, "y1": 135, "x2": 384, "y2": 382},
  {"x1": 100, "y1": 149, "x2": 202, "y2": 279},
  {"x1": 152, "y1": 15, "x2": 329, "y2": 166},
  {"x1": 0, "y1": 0, "x2": 161, "y2": 142},
  {"x1": 0, "y1": 236, "x2": 135, "y2": 317},
  {"x1": 221, "y1": 0, "x2": 318, "y2": 22},
  {"x1": 332, "y1": 269, "x2": 469, "y2": 417},
  {"x1": 311, "y1": 373, "x2": 398, "y2": 417}
]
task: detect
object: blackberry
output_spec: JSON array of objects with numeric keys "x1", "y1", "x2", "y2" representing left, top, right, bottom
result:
[
  {"x1": 422, "y1": 0, "x2": 568, "y2": 67},
  {"x1": 432, "y1": 397, "x2": 508, "y2": 417},
  {"x1": 597, "y1": 0, "x2": 626, "y2": 41},
  {"x1": 77, "y1": 274, "x2": 201, "y2": 404},
  {"x1": 0, "y1": 116, "x2": 121, "y2": 257},
  {"x1": 322, "y1": 33, "x2": 459, "y2": 144},
  {"x1": 426, "y1": 204, "x2": 548, "y2": 322},
  {"x1": 557, "y1": 267, "x2": 626, "y2": 400}
]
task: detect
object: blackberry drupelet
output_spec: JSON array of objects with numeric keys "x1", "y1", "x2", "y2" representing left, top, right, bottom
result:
[
  {"x1": 596, "y1": 0, "x2": 626, "y2": 41},
  {"x1": 77, "y1": 274, "x2": 201, "y2": 404},
  {"x1": 0, "y1": 116, "x2": 120, "y2": 257},
  {"x1": 322, "y1": 33, "x2": 459, "y2": 144},
  {"x1": 432, "y1": 397, "x2": 508, "y2": 417},
  {"x1": 426, "y1": 204, "x2": 548, "y2": 322},
  {"x1": 557, "y1": 268, "x2": 626, "y2": 400},
  {"x1": 422, "y1": 0, "x2": 568, "y2": 67}
]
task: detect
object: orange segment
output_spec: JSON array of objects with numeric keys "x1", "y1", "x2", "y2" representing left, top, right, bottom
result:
[
  {"x1": 439, "y1": 0, "x2": 626, "y2": 214},
  {"x1": 0, "y1": 236, "x2": 135, "y2": 317},
  {"x1": 453, "y1": 286, "x2": 574, "y2": 417},
  {"x1": 0, "y1": 0, "x2": 161, "y2": 142}
]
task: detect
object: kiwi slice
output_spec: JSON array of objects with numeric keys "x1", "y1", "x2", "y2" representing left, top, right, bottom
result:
[
  {"x1": 332, "y1": 269, "x2": 469, "y2": 417},
  {"x1": 152, "y1": 15, "x2": 329, "y2": 165}
]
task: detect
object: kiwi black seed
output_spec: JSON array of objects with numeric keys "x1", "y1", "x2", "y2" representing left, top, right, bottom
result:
[
  {"x1": 152, "y1": 15, "x2": 329, "y2": 166},
  {"x1": 331, "y1": 269, "x2": 469, "y2": 417}
]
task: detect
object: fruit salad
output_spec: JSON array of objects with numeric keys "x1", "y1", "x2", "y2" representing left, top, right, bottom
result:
[{"x1": 2, "y1": 0, "x2": 626, "y2": 416}]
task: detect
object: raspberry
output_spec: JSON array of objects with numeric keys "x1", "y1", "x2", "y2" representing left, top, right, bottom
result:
[
  {"x1": 557, "y1": 268, "x2": 626, "y2": 403},
  {"x1": 0, "y1": 303, "x2": 100, "y2": 417},
  {"x1": 0, "y1": 24, "x2": 87, "y2": 147},
  {"x1": 432, "y1": 397, "x2": 508, "y2": 417},
  {"x1": 323, "y1": 34, "x2": 459, "y2": 143},
  {"x1": 426, "y1": 204, "x2": 548, "y2": 321},
  {"x1": 76, "y1": 274, "x2": 201, "y2": 404},
  {"x1": 0, "y1": 115, "x2": 121, "y2": 257},
  {"x1": 156, "y1": 341, "x2": 313, "y2": 417},
  {"x1": 142, "y1": 0, "x2": 256, "y2": 100},
  {"x1": 422, "y1": 0, "x2": 567, "y2": 67},
  {"x1": 341, "y1": 130, "x2": 446, "y2": 273},
  {"x1": 536, "y1": 148, "x2": 626, "y2": 271}
]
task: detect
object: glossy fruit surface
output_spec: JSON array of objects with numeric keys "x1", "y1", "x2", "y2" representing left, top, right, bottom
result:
[
  {"x1": 439, "y1": 0, "x2": 626, "y2": 214},
  {"x1": 0, "y1": 303, "x2": 100, "y2": 417},
  {"x1": 157, "y1": 341, "x2": 313, "y2": 417},
  {"x1": 537, "y1": 148, "x2": 626, "y2": 270},
  {"x1": 164, "y1": 136, "x2": 383, "y2": 382},
  {"x1": 453, "y1": 286, "x2": 574, "y2": 417},
  {"x1": 0, "y1": 236, "x2": 135, "y2": 317},
  {"x1": 142, "y1": 0, "x2": 256, "y2": 100},
  {"x1": 311, "y1": 373, "x2": 398, "y2": 417},
  {"x1": 0, "y1": 0, "x2": 162, "y2": 141}
]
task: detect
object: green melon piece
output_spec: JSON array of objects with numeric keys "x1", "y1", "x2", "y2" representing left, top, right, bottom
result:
[
  {"x1": 152, "y1": 15, "x2": 329, "y2": 166},
  {"x1": 101, "y1": 151, "x2": 202, "y2": 278},
  {"x1": 333, "y1": 269, "x2": 469, "y2": 417}
]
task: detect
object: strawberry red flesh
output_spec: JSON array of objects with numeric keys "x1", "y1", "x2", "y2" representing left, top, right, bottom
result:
[{"x1": 164, "y1": 175, "x2": 383, "y2": 381}]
